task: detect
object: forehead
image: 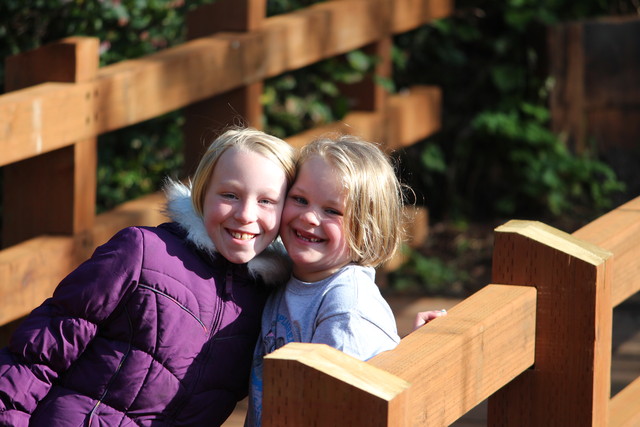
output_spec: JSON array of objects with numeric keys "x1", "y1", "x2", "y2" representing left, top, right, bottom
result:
[
  {"x1": 295, "y1": 155, "x2": 346, "y2": 201},
  {"x1": 212, "y1": 147, "x2": 287, "y2": 187}
]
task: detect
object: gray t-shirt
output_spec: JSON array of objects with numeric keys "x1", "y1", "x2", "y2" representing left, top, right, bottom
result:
[{"x1": 245, "y1": 264, "x2": 400, "y2": 426}]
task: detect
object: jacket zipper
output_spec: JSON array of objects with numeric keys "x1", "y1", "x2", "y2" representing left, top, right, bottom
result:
[
  {"x1": 225, "y1": 269, "x2": 234, "y2": 299},
  {"x1": 169, "y1": 266, "x2": 228, "y2": 423}
]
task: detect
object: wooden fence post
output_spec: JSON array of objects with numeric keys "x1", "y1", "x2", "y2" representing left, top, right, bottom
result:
[
  {"x1": 183, "y1": 0, "x2": 266, "y2": 175},
  {"x1": 263, "y1": 342, "x2": 410, "y2": 427},
  {"x1": 2, "y1": 37, "x2": 99, "y2": 248},
  {"x1": 488, "y1": 220, "x2": 613, "y2": 426}
]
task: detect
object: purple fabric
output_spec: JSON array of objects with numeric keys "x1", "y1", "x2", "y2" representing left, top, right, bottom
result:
[{"x1": 0, "y1": 223, "x2": 269, "y2": 426}]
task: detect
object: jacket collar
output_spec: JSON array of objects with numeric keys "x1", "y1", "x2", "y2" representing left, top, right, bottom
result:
[{"x1": 163, "y1": 179, "x2": 290, "y2": 287}]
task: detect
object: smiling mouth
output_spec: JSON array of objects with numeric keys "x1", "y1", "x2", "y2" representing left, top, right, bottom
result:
[
  {"x1": 295, "y1": 230, "x2": 323, "y2": 243},
  {"x1": 229, "y1": 230, "x2": 257, "y2": 240}
]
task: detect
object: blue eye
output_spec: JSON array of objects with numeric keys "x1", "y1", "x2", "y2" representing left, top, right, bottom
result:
[{"x1": 292, "y1": 195, "x2": 307, "y2": 205}]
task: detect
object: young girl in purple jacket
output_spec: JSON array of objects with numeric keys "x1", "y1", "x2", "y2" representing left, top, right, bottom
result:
[{"x1": 0, "y1": 127, "x2": 295, "y2": 426}]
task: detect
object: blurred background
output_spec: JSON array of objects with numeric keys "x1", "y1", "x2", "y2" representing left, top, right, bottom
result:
[{"x1": 1, "y1": 0, "x2": 638, "y2": 299}]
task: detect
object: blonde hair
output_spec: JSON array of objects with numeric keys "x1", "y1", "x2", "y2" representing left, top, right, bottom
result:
[
  {"x1": 298, "y1": 134, "x2": 406, "y2": 267},
  {"x1": 191, "y1": 127, "x2": 296, "y2": 216}
]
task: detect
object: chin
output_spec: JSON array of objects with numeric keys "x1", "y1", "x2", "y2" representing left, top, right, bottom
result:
[{"x1": 222, "y1": 251, "x2": 255, "y2": 265}]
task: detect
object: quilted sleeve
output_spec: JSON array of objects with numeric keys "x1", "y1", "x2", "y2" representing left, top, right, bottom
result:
[{"x1": 0, "y1": 227, "x2": 145, "y2": 425}]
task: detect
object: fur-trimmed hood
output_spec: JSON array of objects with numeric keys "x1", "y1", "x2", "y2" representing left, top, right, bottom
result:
[{"x1": 162, "y1": 179, "x2": 291, "y2": 287}]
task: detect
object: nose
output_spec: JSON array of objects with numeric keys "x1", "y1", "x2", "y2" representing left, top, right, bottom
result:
[
  {"x1": 235, "y1": 201, "x2": 258, "y2": 223},
  {"x1": 300, "y1": 208, "x2": 320, "y2": 226}
]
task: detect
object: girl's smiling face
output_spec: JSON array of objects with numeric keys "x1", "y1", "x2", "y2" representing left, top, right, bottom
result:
[
  {"x1": 279, "y1": 155, "x2": 352, "y2": 282},
  {"x1": 202, "y1": 147, "x2": 288, "y2": 264}
]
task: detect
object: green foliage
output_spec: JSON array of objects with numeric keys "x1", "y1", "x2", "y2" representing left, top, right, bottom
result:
[
  {"x1": 97, "y1": 112, "x2": 185, "y2": 213},
  {"x1": 263, "y1": 50, "x2": 376, "y2": 138},
  {"x1": 0, "y1": 0, "x2": 215, "y2": 83},
  {"x1": 469, "y1": 104, "x2": 624, "y2": 216},
  {"x1": 389, "y1": 246, "x2": 469, "y2": 295},
  {"x1": 393, "y1": 0, "x2": 632, "y2": 220}
]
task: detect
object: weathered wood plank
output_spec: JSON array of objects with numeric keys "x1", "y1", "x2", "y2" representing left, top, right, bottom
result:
[
  {"x1": 489, "y1": 221, "x2": 613, "y2": 426},
  {"x1": 0, "y1": 82, "x2": 98, "y2": 166},
  {"x1": 368, "y1": 284, "x2": 537, "y2": 426},
  {"x1": 3, "y1": 37, "x2": 99, "y2": 246},
  {"x1": 263, "y1": 343, "x2": 411, "y2": 427},
  {"x1": 610, "y1": 376, "x2": 640, "y2": 427},
  {"x1": 572, "y1": 196, "x2": 640, "y2": 307},
  {"x1": 0, "y1": 0, "x2": 453, "y2": 166},
  {"x1": 392, "y1": 0, "x2": 453, "y2": 33},
  {"x1": 549, "y1": 16, "x2": 640, "y2": 151},
  {"x1": 283, "y1": 86, "x2": 441, "y2": 150},
  {"x1": 4, "y1": 36, "x2": 99, "y2": 90},
  {"x1": 0, "y1": 236, "x2": 76, "y2": 325},
  {"x1": 284, "y1": 111, "x2": 386, "y2": 149},
  {"x1": 186, "y1": 0, "x2": 266, "y2": 38},
  {"x1": 387, "y1": 86, "x2": 441, "y2": 150},
  {"x1": 0, "y1": 192, "x2": 168, "y2": 326}
]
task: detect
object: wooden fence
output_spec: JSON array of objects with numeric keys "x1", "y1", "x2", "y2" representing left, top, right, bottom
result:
[
  {"x1": 263, "y1": 196, "x2": 640, "y2": 426},
  {"x1": 0, "y1": 0, "x2": 451, "y2": 337},
  {"x1": 2, "y1": 1, "x2": 638, "y2": 425}
]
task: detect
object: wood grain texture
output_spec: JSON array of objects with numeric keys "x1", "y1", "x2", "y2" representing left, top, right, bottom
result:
[
  {"x1": 2, "y1": 38, "x2": 98, "y2": 246},
  {"x1": 260, "y1": 284, "x2": 538, "y2": 427},
  {"x1": 572, "y1": 196, "x2": 640, "y2": 306},
  {"x1": 610, "y1": 376, "x2": 640, "y2": 427},
  {"x1": 0, "y1": 192, "x2": 168, "y2": 325},
  {"x1": 263, "y1": 343, "x2": 410, "y2": 427},
  {"x1": 488, "y1": 220, "x2": 613, "y2": 426},
  {"x1": 0, "y1": 0, "x2": 453, "y2": 166},
  {"x1": 369, "y1": 284, "x2": 536, "y2": 426}
]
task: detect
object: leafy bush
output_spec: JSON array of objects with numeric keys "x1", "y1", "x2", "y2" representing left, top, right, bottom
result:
[
  {"x1": 390, "y1": 246, "x2": 469, "y2": 295},
  {"x1": 263, "y1": 50, "x2": 375, "y2": 138},
  {"x1": 393, "y1": 0, "x2": 632, "y2": 220}
]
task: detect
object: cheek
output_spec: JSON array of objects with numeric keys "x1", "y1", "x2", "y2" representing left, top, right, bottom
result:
[
  {"x1": 280, "y1": 203, "x2": 295, "y2": 226},
  {"x1": 203, "y1": 203, "x2": 228, "y2": 228},
  {"x1": 263, "y1": 207, "x2": 284, "y2": 236},
  {"x1": 328, "y1": 222, "x2": 348, "y2": 247}
]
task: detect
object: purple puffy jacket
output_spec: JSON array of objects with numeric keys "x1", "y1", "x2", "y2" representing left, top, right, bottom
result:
[{"x1": 0, "y1": 182, "x2": 290, "y2": 426}]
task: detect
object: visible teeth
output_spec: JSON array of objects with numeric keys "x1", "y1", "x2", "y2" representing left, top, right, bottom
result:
[
  {"x1": 296, "y1": 230, "x2": 321, "y2": 243},
  {"x1": 230, "y1": 231, "x2": 255, "y2": 240}
]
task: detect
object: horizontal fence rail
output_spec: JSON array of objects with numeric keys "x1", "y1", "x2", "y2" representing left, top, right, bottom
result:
[
  {"x1": 1, "y1": 0, "x2": 638, "y2": 425},
  {"x1": 264, "y1": 284, "x2": 537, "y2": 426},
  {"x1": 0, "y1": 0, "x2": 451, "y2": 167},
  {"x1": 0, "y1": 0, "x2": 452, "y2": 328},
  {"x1": 263, "y1": 195, "x2": 640, "y2": 426}
]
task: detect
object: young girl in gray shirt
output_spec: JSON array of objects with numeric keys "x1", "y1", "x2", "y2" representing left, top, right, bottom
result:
[{"x1": 246, "y1": 135, "x2": 407, "y2": 426}]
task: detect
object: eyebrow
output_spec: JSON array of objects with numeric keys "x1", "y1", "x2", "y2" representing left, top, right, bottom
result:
[
  {"x1": 293, "y1": 185, "x2": 345, "y2": 208},
  {"x1": 219, "y1": 179, "x2": 284, "y2": 195}
]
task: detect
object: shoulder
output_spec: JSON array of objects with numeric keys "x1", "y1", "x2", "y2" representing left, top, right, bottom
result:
[
  {"x1": 89, "y1": 227, "x2": 146, "y2": 264},
  {"x1": 317, "y1": 266, "x2": 376, "y2": 312},
  {"x1": 91, "y1": 225, "x2": 187, "y2": 275},
  {"x1": 324, "y1": 266, "x2": 376, "y2": 297},
  {"x1": 102, "y1": 225, "x2": 181, "y2": 249}
]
